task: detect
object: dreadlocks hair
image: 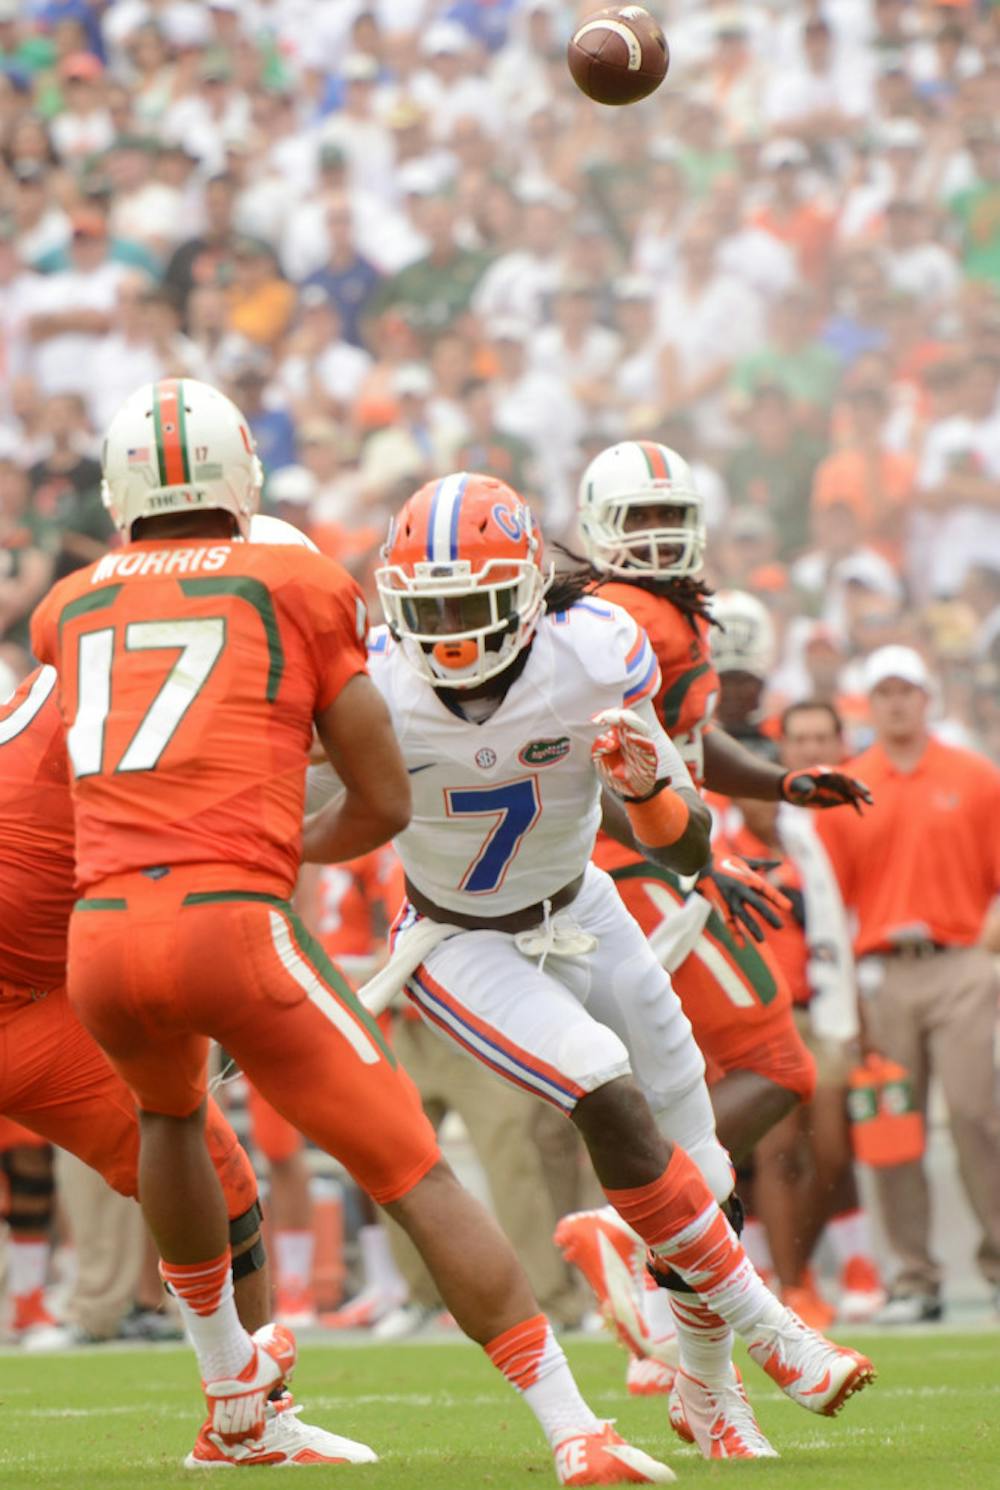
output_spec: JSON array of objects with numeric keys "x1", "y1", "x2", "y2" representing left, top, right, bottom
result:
[{"x1": 550, "y1": 543, "x2": 719, "y2": 631}]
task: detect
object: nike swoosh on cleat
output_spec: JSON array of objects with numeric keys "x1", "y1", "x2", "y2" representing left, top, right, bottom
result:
[
  {"x1": 802, "y1": 1370, "x2": 832, "y2": 1397},
  {"x1": 606, "y1": 1445, "x2": 677, "y2": 1484}
]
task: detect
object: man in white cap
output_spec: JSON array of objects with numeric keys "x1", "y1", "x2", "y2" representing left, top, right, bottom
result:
[{"x1": 816, "y1": 645, "x2": 1000, "y2": 1323}]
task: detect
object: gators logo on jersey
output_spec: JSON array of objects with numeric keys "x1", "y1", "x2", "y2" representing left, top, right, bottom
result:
[{"x1": 518, "y1": 737, "x2": 571, "y2": 767}]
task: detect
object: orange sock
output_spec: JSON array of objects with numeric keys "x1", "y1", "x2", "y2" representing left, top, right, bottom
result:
[
  {"x1": 605, "y1": 1148, "x2": 786, "y2": 1339},
  {"x1": 160, "y1": 1249, "x2": 232, "y2": 1315},
  {"x1": 485, "y1": 1313, "x2": 598, "y2": 1444}
]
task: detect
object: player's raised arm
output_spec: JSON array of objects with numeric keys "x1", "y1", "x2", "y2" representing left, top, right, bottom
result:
[
  {"x1": 592, "y1": 698, "x2": 711, "y2": 876},
  {"x1": 303, "y1": 674, "x2": 411, "y2": 864}
]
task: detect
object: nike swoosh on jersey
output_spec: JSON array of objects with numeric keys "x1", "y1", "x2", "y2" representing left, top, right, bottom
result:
[{"x1": 407, "y1": 763, "x2": 435, "y2": 774}]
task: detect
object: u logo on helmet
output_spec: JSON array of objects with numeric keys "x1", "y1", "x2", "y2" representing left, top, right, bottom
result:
[{"x1": 493, "y1": 503, "x2": 525, "y2": 542}]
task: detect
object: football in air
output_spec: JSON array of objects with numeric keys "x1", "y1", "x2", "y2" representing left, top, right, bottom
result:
[{"x1": 567, "y1": 5, "x2": 669, "y2": 106}]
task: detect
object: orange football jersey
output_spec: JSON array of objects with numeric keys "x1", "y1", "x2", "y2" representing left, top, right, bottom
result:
[
  {"x1": 592, "y1": 581, "x2": 719, "y2": 876},
  {"x1": 0, "y1": 667, "x2": 77, "y2": 989},
  {"x1": 31, "y1": 539, "x2": 368, "y2": 896}
]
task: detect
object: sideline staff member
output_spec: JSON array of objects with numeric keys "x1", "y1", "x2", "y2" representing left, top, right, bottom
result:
[{"x1": 817, "y1": 646, "x2": 1000, "y2": 1324}]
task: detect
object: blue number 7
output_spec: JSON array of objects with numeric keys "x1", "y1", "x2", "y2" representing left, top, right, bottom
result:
[{"x1": 445, "y1": 777, "x2": 542, "y2": 894}]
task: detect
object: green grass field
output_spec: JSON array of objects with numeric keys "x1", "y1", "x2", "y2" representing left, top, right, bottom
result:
[{"x1": 2, "y1": 1332, "x2": 998, "y2": 1489}]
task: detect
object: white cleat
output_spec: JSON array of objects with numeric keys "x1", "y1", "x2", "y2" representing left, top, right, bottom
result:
[
  {"x1": 185, "y1": 1392, "x2": 379, "y2": 1467},
  {"x1": 553, "y1": 1424, "x2": 676, "y2": 1485},
  {"x1": 747, "y1": 1312, "x2": 876, "y2": 1415},
  {"x1": 626, "y1": 1356, "x2": 676, "y2": 1397},
  {"x1": 668, "y1": 1366, "x2": 778, "y2": 1459}
]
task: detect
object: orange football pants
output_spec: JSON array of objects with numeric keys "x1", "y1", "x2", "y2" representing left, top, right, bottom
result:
[
  {"x1": 613, "y1": 870, "x2": 816, "y2": 1103},
  {"x1": 0, "y1": 980, "x2": 256, "y2": 1214},
  {"x1": 67, "y1": 867, "x2": 440, "y2": 1206}
]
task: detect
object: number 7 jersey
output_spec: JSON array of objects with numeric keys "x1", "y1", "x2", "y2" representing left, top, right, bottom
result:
[
  {"x1": 31, "y1": 538, "x2": 368, "y2": 895},
  {"x1": 367, "y1": 598, "x2": 690, "y2": 916}
]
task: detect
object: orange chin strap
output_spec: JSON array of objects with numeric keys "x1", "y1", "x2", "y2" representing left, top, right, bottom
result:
[
  {"x1": 432, "y1": 638, "x2": 479, "y2": 670},
  {"x1": 625, "y1": 788, "x2": 690, "y2": 848}
]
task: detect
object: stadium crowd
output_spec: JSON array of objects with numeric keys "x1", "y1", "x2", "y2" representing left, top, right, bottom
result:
[{"x1": 1, "y1": 0, "x2": 999, "y2": 1353}]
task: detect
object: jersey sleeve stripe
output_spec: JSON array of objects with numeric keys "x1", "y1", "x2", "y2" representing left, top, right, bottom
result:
[
  {"x1": 623, "y1": 653, "x2": 660, "y2": 706},
  {"x1": 625, "y1": 630, "x2": 646, "y2": 669}
]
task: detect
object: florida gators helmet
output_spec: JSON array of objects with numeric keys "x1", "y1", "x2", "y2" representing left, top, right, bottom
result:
[{"x1": 376, "y1": 472, "x2": 552, "y2": 689}]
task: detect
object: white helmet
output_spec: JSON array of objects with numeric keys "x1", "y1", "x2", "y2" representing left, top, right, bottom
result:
[
  {"x1": 711, "y1": 590, "x2": 776, "y2": 679},
  {"x1": 578, "y1": 440, "x2": 706, "y2": 581},
  {"x1": 248, "y1": 513, "x2": 319, "y2": 550},
  {"x1": 102, "y1": 378, "x2": 263, "y2": 539}
]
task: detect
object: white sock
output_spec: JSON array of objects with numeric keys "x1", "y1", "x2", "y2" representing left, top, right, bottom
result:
[
  {"x1": 359, "y1": 1223, "x2": 405, "y2": 1297},
  {"x1": 487, "y1": 1315, "x2": 600, "y2": 1446},
  {"x1": 161, "y1": 1256, "x2": 254, "y2": 1383},
  {"x1": 826, "y1": 1209, "x2": 876, "y2": 1269},
  {"x1": 9, "y1": 1239, "x2": 49, "y2": 1299},
  {"x1": 275, "y1": 1229, "x2": 314, "y2": 1293},
  {"x1": 741, "y1": 1217, "x2": 774, "y2": 1274},
  {"x1": 668, "y1": 1292, "x2": 735, "y2": 1383}
]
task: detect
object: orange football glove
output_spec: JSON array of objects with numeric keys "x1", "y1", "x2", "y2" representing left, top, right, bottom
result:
[{"x1": 697, "y1": 854, "x2": 793, "y2": 944}]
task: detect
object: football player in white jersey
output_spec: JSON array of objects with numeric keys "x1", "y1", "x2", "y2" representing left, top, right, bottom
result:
[{"x1": 304, "y1": 474, "x2": 875, "y2": 1461}]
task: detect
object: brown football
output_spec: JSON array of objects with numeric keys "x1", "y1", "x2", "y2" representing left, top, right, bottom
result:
[{"x1": 567, "y1": 5, "x2": 669, "y2": 106}]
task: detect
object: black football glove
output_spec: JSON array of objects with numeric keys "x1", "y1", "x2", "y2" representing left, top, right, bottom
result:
[
  {"x1": 697, "y1": 855, "x2": 792, "y2": 944},
  {"x1": 779, "y1": 765, "x2": 873, "y2": 814}
]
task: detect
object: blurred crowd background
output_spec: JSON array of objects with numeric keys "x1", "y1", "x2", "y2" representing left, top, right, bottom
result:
[
  {"x1": 2, "y1": 0, "x2": 1000, "y2": 1345},
  {"x1": 1, "y1": 0, "x2": 1000, "y2": 757}
]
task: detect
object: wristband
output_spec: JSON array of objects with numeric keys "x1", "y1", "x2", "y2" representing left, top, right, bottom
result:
[{"x1": 626, "y1": 788, "x2": 690, "y2": 848}]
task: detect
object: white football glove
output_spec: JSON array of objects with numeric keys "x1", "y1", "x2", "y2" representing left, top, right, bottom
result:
[{"x1": 591, "y1": 708, "x2": 662, "y2": 801}]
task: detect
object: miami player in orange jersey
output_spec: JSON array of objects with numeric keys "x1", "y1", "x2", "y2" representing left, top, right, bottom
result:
[
  {"x1": 31, "y1": 379, "x2": 673, "y2": 1485},
  {"x1": 554, "y1": 442, "x2": 871, "y2": 1451},
  {"x1": 0, "y1": 659, "x2": 383, "y2": 1458}
]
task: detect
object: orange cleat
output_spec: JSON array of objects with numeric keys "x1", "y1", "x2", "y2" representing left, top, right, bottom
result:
[
  {"x1": 554, "y1": 1209, "x2": 650, "y2": 1359},
  {"x1": 185, "y1": 1390, "x2": 378, "y2": 1467},
  {"x1": 668, "y1": 1366, "x2": 777, "y2": 1459},
  {"x1": 626, "y1": 1355, "x2": 676, "y2": 1397},
  {"x1": 12, "y1": 1288, "x2": 57, "y2": 1335},
  {"x1": 275, "y1": 1286, "x2": 317, "y2": 1329},
  {"x1": 747, "y1": 1313, "x2": 875, "y2": 1415},
  {"x1": 199, "y1": 1323, "x2": 296, "y2": 1446},
  {"x1": 553, "y1": 1424, "x2": 675, "y2": 1485},
  {"x1": 838, "y1": 1256, "x2": 886, "y2": 1324}
]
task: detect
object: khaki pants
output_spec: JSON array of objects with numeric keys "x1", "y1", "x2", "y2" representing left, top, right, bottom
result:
[
  {"x1": 56, "y1": 1150, "x2": 145, "y2": 1338},
  {"x1": 384, "y1": 1016, "x2": 585, "y2": 1326},
  {"x1": 863, "y1": 946, "x2": 1000, "y2": 1295}
]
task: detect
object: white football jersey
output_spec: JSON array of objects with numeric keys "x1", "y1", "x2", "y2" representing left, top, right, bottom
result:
[{"x1": 367, "y1": 598, "x2": 695, "y2": 916}]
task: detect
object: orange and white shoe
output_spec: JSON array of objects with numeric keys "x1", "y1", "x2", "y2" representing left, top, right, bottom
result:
[
  {"x1": 320, "y1": 1284, "x2": 405, "y2": 1331},
  {"x1": 12, "y1": 1288, "x2": 57, "y2": 1335},
  {"x1": 198, "y1": 1324, "x2": 297, "y2": 1448},
  {"x1": 185, "y1": 1392, "x2": 377, "y2": 1468},
  {"x1": 626, "y1": 1356, "x2": 676, "y2": 1397},
  {"x1": 781, "y1": 1270, "x2": 836, "y2": 1332},
  {"x1": 747, "y1": 1313, "x2": 875, "y2": 1415},
  {"x1": 668, "y1": 1366, "x2": 777, "y2": 1459},
  {"x1": 838, "y1": 1257, "x2": 887, "y2": 1324},
  {"x1": 275, "y1": 1286, "x2": 317, "y2": 1330},
  {"x1": 553, "y1": 1424, "x2": 675, "y2": 1485},
  {"x1": 554, "y1": 1210, "x2": 650, "y2": 1359}
]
